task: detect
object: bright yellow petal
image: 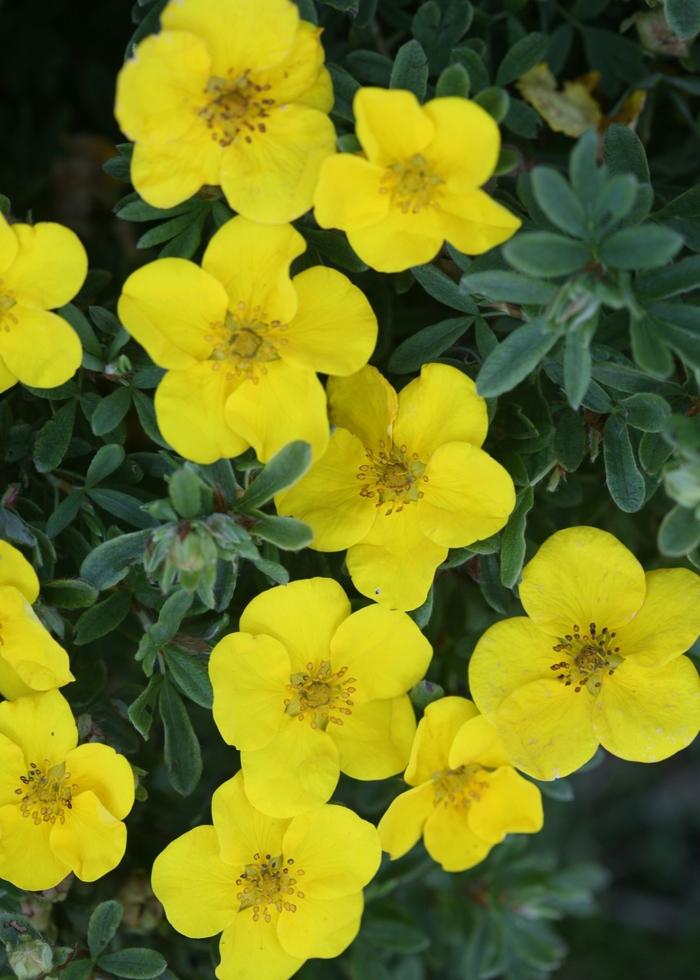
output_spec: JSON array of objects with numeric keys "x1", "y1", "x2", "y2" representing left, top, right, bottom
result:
[
  {"x1": 423, "y1": 805, "x2": 492, "y2": 872},
  {"x1": 378, "y1": 782, "x2": 434, "y2": 859},
  {"x1": 314, "y1": 154, "x2": 389, "y2": 232},
  {"x1": 50, "y1": 790, "x2": 126, "y2": 882},
  {"x1": 0, "y1": 541, "x2": 38, "y2": 601},
  {"x1": 0, "y1": 690, "x2": 77, "y2": 766},
  {"x1": 130, "y1": 135, "x2": 221, "y2": 209},
  {"x1": 224, "y1": 360, "x2": 328, "y2": 463},
  {"x1": 354, "y1": 87, "x2": 434, "y2": 166},
  {"x1": 405, "y1": 696, "x2": 479, "y2": 786},
  {"x1": 331, "y1": 696, "x2": 416, "y2": 780},
  {"x1": 467, "y1": 767, "x2": 543, "y2": 844},
  {"x1": 115, "y1": 30, "x2": 211, "y2": 142},
  {"x1": 4, "y1": 223, "x2": 87, "y2": 309},
  {"x1": 210, "y1": 632, "x2": 289, "y2": 751},
  {"x1": 162, "y1": 0, "x2": 299, "y2": 75},
  {"x1": 0, "y1": 355, "x2": 16, "y2": 394},
  {"x1": 346, "y1": 506, "x2": 447, "y2": 610},
  {"x1": 0, "y1": 734, "x2": 28, "y2": 805},
  {"x1": 440, "y1": 187, "x2": 522, "y2": 256},
  {"x1": 241, "y1": 719, "x2": 340, "y2": 817},
  {"x1": 0, "y1": 212, "x2": 18, "y2": 272},
  {"x1": 277, "y1": 890, "x2": 362, "y2": 960},
  {"x1": 201, "y1": 217, "x2": 304, "y2": 324},
  {"x1": 347, "y1": 208, "x2": 444, "y2": 274},
  {"x1": 593, "y1": 655, "x2": 700, "y2": 763},
  {"x1": 298, "y1": 67, "x2": 334, "y2": 114},
  {"x1": 118, "y1": 258, "x2": 227, "y2": 369},
  {"x1": 255, "y1": 21, "x2": 328, "y2": 107},
  {"x1": 615, "y1": 569, "x2": 700, "y2": 668},
  {"x1": 447, "y1": 714, "x2": 512, "y2": 770},
  {"x1": 423, "y1": 97, "x2": 500, "y2": 188},
  {"x1": 283, "y1": 267, "x2": 377, "y2": 376},
  {"x1": 0, "y1": 589, "x2": 72, "y2": 697},
  {"x1": 519, "y1": 527, "x2": 647, "y2": 637},
  {"x1": 211, "y1": 772, "x2": 290, "y2": 869},
  {"x1": 327, "y1": 366, "x2": 397, "y2": 449},
  {"x1": 155, "y1": 364, "x2": 248, "y2": 464},
  {"x1": 0, "y1": 805, "x2": 69, "y2": 891},
  {"x1": 275, "y1": 428, "x2": 377, "y2": 552},
  {"x1": 418, "y1": 441, "x2": 515, "y2": 548},
  {"x1": 329, "y1": 604, "x2": 432, "y2": 702},
  {"x1": 218, "y1": 913, "x2": 303, "y2": 980},
  {"x1": 393, "y1": 362, "x2": 488, "y2": 456},
  {"x1": 221, "y1": 105, "x2": 336, "y2": 224},
  {"x1": 63, "y1": 743, "x2": 134, "y2": 820},
  {"x1": 241, "y1": 578, "x2": 350, "y2": 673},
  {"x1": 0, "y1": 307, "x2": 82, "y2": 388},
  {"x1": 152, "y1": 825, "x2": 238, "y2": 938},
  {"x1": 282, "y1": 804, "x2": 381, "y2": 898}
]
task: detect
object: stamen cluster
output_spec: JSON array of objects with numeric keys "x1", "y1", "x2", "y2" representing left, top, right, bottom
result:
[
  {"x1": 236, "y1": 853, "x2": 305, "y2": 922},
  {"x1": 284, "y1": 660, "x2": 356, "y2": 730},
  {"x1": 357, "y1": 441, "x2": 428, "y2": 515},
  {"x1": 15, "y1": 761, "x2": 77, "y2": 826},
  {"x1": 550, "y1": 623, "x2": 623, "y2": 694},
  {"x1": 198, "y1": 71, "x2": 275, "y2": 148}
]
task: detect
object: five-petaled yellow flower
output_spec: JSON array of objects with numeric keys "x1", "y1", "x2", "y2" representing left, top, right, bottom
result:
[
  {"x1": 210, "y1": 578, "x2": 431, "y2": 816},
  {"x1": 0, "y1": 541, "x2": 73, "y2": 699},
  {"x1": 152, "y1": 771, "x2": 381, "y2": 980},
  {"x1": 118, "y1": 216, "x2": 377, "y2": 463},
  {"x1": 469, "y1": 527, "x2": 700, "y2": 780},
  {"x1": 115, "y1": 0, "x2": 335, "y2": 222},
  {"x1": 378, "y1": 697, "x2": 543, "y2": 871},
  {"x1": 0, "y1": 690, "x2": 135, "y2": 891},
  {"x1": 276, "y1": 363, "x2": 516, "y2": 611},
  {"x1": 0, "y1": 213, "x2": 86, "y2": 393},
  {"x1": 314, "y1": 87, "x2": 521, "y2": 272}
]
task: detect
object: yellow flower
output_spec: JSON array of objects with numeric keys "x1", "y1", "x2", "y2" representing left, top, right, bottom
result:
[
  {"x1": 209, "y1": 578, "x2": 431, "y2": 816},
  {"x1": 276, "y1": 364, "x2": 516, "y2": 610},
  {"x1": 378, "y1": 697, "x2": 543, "y2": 872},
  {"x1": 0, "y1": 213, "x2": 86, "y2": 393},
  {"x1": 152, "y1": 771, "x2": 381, "y2": 980},
  {"x1": 118, "y1": 216, "x2": 377, "y2": 463},
  {"x1": 469, "y1": 526, "x2": 700, "y2": 780},
  {"x1": 115, "y1": 0, "x2": 335, "y2": 222},
  {"x1": 0, "y1": 541, "x2": 73, "y2": 699},
  {"x1": 313, "y1": 87, "x2": 521, "y2": 273},
  {"x1": 0, "y1": 690, "x2": 134, "y2": 891}
]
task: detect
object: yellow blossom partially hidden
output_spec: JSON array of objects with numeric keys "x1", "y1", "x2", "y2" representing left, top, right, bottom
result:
[
  {"x1": 0, "y1": 541, "x2": 73, "y2": 699},
  {"x1": 469, "y1": 527, "x2": 700, "y2": 780},
  {"x1": 115, "y1": 0, "x2": 335, "y2": 222},
  {"x1": 378, "y1": 697, "x2": 543, "y2": 872},
  {"x1": 313, "y1": 87, "x2": 521, "y2": 273},
  {"x1": 118, "y1": 216, "x2": 377, "y2": 464},
  {"x1": 0, "y1": 690, "x2": 134, "y2": 891},
  {"x1": 209, "y1": 578, "x2": 431, "y2": 817},
  {"x1": 152, "y1": 771, "x2": 381, "y2": 980},
  {"x1": 0, "y1": 213, "x2": 86, "y2": 393},
  {"x1": 276, "y1": 364, "x2": 515, "y2": 610}
]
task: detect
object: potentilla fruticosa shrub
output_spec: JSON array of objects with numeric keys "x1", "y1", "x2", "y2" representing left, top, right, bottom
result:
[{"x1": 1, "y1": 0, "x2": 700, "y2": 977}]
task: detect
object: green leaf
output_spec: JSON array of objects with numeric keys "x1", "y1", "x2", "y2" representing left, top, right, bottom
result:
[
  {"x1": 570, "y1": 130, "x2": 603, "y2": 203},
  {"x1": 593, "y1": 173, "x2": 639, "y2": 229},
  {"x1": 555, "y1": 409, "x2": 586, "y2": 471},
  {"x1": 165, "y1": 647, "x2": 213, "y2": 709},
  {"x1": 477, "y1": 321, "x2": 558, "y2": 397},
  {"x1": 85, "y1": 445, "x2": 126, "y2": 487},
  {"x1": 96, "y1": 948, "x2": 167, "y2": 979},
  {"x1": 88, "y1": 900, "x2": 123, "y2": 958},
  {"x1": 530, "y1": 167, "x2": 588, "y2": 239},
  {"x1": 168, "y1": 467, "x2": 203, "y2": 519},
  {"x1": 74, "y1": 591, "x2": 132, "y2": 645},
  {"x1": 159, "y1": 679, "x2": 202, "y2": 796},
  {"x1": 237, "y1": 441, "x2": 312, "y2": 510},
  {"x1": 388, "y1": 316, "x2": 472, "y2": 373},
  {"x1": 500, "y1": 486, "x2": 534, "y2": 588},
  {"x1": 33, "y1": 401, "x2": 77, "y2": 473},
  {"x1": 496, "y1": 32, "x2": 549, "y2": 86},
  {"x1": 603, "y1": 124, "x2": 650, "y2": 183},
  {"x1": 81, "y1": 529, "x2": 152, "y2": 590},
  {"x1": 599, "y1": 225, "x2": 683, "y2": 270},
  {"x1": 461, "y1": 270, "x2": 555, "y2": 305},
  {"x1": 43, "y1": 578, "x2": 98, "y2": 609},
  {"x1": 648, "y1": 303, "x2": 700, "y2": 370},
  {"x1": 563, "y1": 330, "x2": 593, "y2": 411},
  {"x1": 658, "y1": 504, "x2": 700, "y2": 556},
  {"x1": 115, "y1": 197, "x2": 194, "y2": 222},
  {"x1": 92, "y1": 386, "x2": 132, "y2": 437},
  {"x1": 301, "y1": 228, "x2": 367, "y2": 272},
  {"x1": 533, "y1": 777, "x2": 575, "y2": 802},
  {"x1": 473, "y1": 86, "x2": 509, "y2": 123},
  {"x1": 61, "y1": 962, "x2": 94, "y2": 980},
  {"x1": 88, "y1": 489, "x2": 156, "y2": 529},
  {"x1": 603, "y1": 415, "x2": 645, "y2": 513},
  {"x1": 636, "y1": 256, "x2": 700, "y2": 302},
  {"x1": 665, "y1": 0, "x2": 700, "y2": 39},
  {"x1": 630, "y1": 316, "x2": 674, "y2": 378},
  {"x1": 619, "y1": 393, "x2": 671, "y2": 433},
  {"x1": 136, "y1": 212, "x2": 196, "y2": 249},
  {"x1": 46, "y1": 492, "x2": 84, "y2": 538},
  {"x1": 252, "y1": 513, "x2": 313, "y2": 550},
  {"x1": 435, "y1": 62, "x2": 470, "y2": 98},
  {"x1": 390, "y1": 40, "x2": 428, "y2": 101},
  {"x1": 504, "y1": 232, "x2": 590, "y2": 278},
  {"x1": 128, "y1": 675, "x2": 162, "y2": 739},
  {"x1": 59, "y1": 303, "x2": 102, "y2": 357},
  {"x1": 412, "y1": 264, "x2": 477, "y2": 313}
]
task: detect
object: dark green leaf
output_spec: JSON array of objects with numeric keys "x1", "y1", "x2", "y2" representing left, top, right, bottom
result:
[
  {"x1": 636, "y1": 256, "x2": 700, "y2": 302},
  {"x1": 168, "y1": 467, "x2": 203, "y2": 519},
  {"x1": 81, "y1": 529, "x2": 152, "y2": 590},
  {"x1": 461, "y1": 270, "x2": 555, "y2": 304},
  {"x1": 92, "y1": 386, "x2": 132, "y2": 437},
  {"x1": 496, "y1": 32, "x2": 549, "y2": 86},
  {"x1": 599, "y1": 226, "x2": 683, "y2": 270},
  {"x1": 96, "y1": 948, "x2": 167, "y2": 979},
  {"x1": 88, "y1": 901, "x2": 123, "y2": 958},
  {"x1": 33, "y1": 401, "x2": 77, "y2": 473},
  {"x1": 412, "y1": 264, "x2": 477, "y2": 313},
  {"x1": 477, "y1": 321, "x2": 558, "y2": 397},
  {"x1": 43, "y1": 578, "x2": 99, "y2": 609},
  {"x1": 665, "y1": 0, "x2": 700, "y2": 39},
  {"x1": 603, "y1": 415, "x2": 645, "y2": 512},
  {"x1": 530, "y1": 167, "x2": 588, "y2": 239},
  {"x1": 159, "y1": 679, "x2": 202, "y2": 796},
  {"x1": 59, "y1": 303, "x2": 102, "y2": 357},
  {"x1": 237, "y1": 441, "x2": 312, "y2": 510},
  {"x1": 166, "y1": 647, "x2": 213, "y2": 709},
  {"x1": 252, "y1": 513, "x2": 313, "y2": 550},
  {"x1": 88, "y1": 489, "x2": 156, "y2": 529},
  {"x1": 390, "y1": 40, "x2": 428, "y2": 101},
  {"x1": 128, "y1": 675, "x2": 162, "y2": 739},
  {"x1": 500, "y1": 486, "x2": 534, "y2": 588},
  {"x1": 555, "y1": 409, "x2": 587, "y2": 471},
  {"x1": 388, "y1": 317, "x2": 472, "y2": 373},
  {"x1": 603, "y1": 124, "x2": 650, "y2": 183},
  {"x1": 74, "y1": 591, "x2": 132, "y2": 645},
  {"x1": 136, "y1": 212, "x2": 196, "y2": 249},
  {"x1": 658, "y1": 505, "x2": 700, "y2": 556},
  {"x1": 86, "y1": 445, "x2": 126, "y2": 487},
  {"x1": 504, "y1": 232, "x2": 590, "y2": 278},
  {"x1": 563, "y1": 331, "x2": 593, "y2": 411},
  {"x1": 46, "y1": 492, "x2": 85, "y2": 538},
  {"x1": 301, "y1": 229, "x2": 367, "y2": 272},
  {"x1": 630, "y1": 316, "x2": 674, "y2": 379},
  {"x1": 435, "y1": 63, "x2": 470, "y2": 98},
  {"x1": 473, "y1": 86, "x2": 509, "y2": 123},
  {"x1": 620, "y1": 393, "x2": 671, "y2": 433}
]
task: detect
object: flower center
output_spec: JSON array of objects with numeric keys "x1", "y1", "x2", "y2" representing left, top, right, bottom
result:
[
  {"x1": 0, "y1": 292, "x2": 18, "y2": 331},
  {"x1": 284, "y1": 660, "x2": 356, "y2": 731},
  {"x1": 380, "y1": 154, "x2": 445, "y2": 214},
  {"x1": 15, "y1": 761, "x2": 77, "y2": 825},
  {"x1": 357, "y1": 441, "x2": 428, "y2": 515},
  {"x1": 549, "y1": 623, "x2": 623, "y2": 694},
  {"x1": 236, "y1": 853, "x2": 305, "y2": 923},
  {"x1": 206, "y1": 304, "x2": 286, "y2": 383},
  {"x1": 432, "y1": 764, "x2": 489, "y2": 809},
  {"x1": 198, "y1": 72, "x2": 275, "y2": 147}
]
